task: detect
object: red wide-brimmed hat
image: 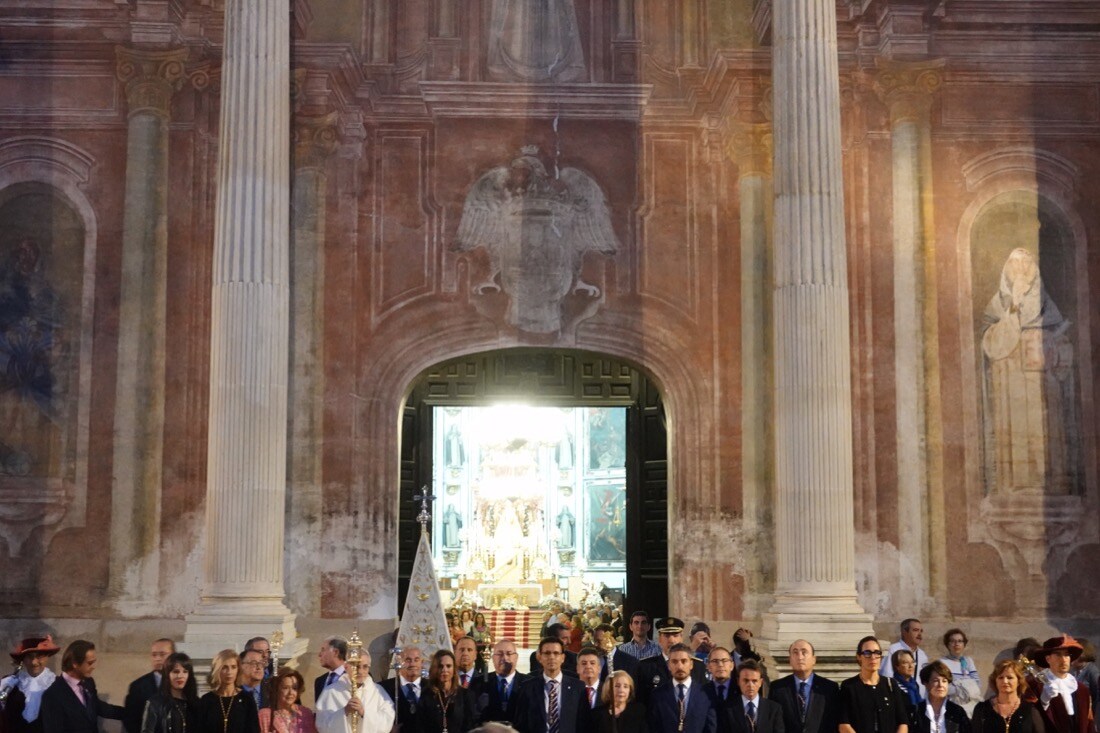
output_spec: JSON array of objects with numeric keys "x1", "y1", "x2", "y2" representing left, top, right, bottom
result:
[
  {"x1": 10, "y1": 635, "x2": 60, "y2": 662},
  {"x1": 1034, "y1": 634, "x2": 1084, "y2": 667}
]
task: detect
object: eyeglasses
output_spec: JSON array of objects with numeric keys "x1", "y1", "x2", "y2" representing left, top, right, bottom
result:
[
  {"x1": 708, "y1": 658, "x2": 734, "y2": 665},
  {"x1": 858, "y1": 650, "x2": 883, "y2": 658}
]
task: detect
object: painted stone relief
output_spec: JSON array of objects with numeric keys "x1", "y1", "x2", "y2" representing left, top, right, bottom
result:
[
  {"x1": 0, "y1": 184, "x2": 85, "y2": 555},
  {"x1": 980, "y1": 248, "x2": 1078, "y2": 495},
  {"x1": 487, "y1": 0, "x2": 587, "y2": 82},
  {"x1": 973, "y1": 198, "x2": 1082, "y2": 498},
  {"x1": 456, "y1": 146, "x2": 619, "y2": 334}
]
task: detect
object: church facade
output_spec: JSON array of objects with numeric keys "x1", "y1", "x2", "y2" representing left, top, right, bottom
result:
[{"x1": 0, "y1": 0, "x2": 1098, "y2": 664}]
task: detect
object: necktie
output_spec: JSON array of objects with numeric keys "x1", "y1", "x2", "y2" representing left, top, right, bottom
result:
[
  {"x1": 405, "y1": 682, "x2": 417, "y2": 703},
  {"x1": 326, "y1": 671, "x2": 338, "y2": 687},
  {"x1": 81, "y1": 681, "x2": 94, "y2": 712},
  {"x1": 717, "y1": 683, "x2": 727, "y2": 701},
  {"x1": 747, "y1": 701, "x2": 757, "y2": 729},
  {"x1": 499, "y1": 677, "x2": 509, "y2": 704},
  {"x1": 587, "y1": 686, "x2": 596, "y2": 708},
  {"x1": 678, "y1": 684, "x2": 687, "y2": 731},
  {"x1": 798, "y1": 681, "x2": 808, "y2": 720},
  {"x1": 547, "y1": 680, "x2": 560, "y2": 733},
  {"x1": 461, "y1": 672, "x2": 469, "y2": 688}
]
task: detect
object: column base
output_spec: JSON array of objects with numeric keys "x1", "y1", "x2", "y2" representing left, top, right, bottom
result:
[
  {"x1": 758, "y1": 594, "x2": 874, "y2": 679},
  {"x1": 182, "y1": 599, "x2": 310, "y2": 678}
]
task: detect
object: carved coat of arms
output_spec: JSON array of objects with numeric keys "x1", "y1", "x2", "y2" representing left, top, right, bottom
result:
[{"x1": 455, "y1": 146, "x2": 619, "y2": 334}]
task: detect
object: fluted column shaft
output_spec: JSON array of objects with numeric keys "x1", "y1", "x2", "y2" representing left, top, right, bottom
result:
[
  {"x1": 109, "y1": 46, "x2": 187, "y2": 612},
  {"x1": 770, "y1": 0, "x2": 861, "y2": 604},
  {"x1": 202, "y1": 0, "x2": 290, "y2": 606}
]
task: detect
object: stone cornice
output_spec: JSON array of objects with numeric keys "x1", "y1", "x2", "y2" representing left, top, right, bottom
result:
[{"x1": 418, "y1": 82, "x2": 652, "y2": 121}]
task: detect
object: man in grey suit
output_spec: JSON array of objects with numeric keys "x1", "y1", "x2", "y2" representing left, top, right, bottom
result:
[
  {"x1": 768, "y1": 640, "x2": 839, "y2": 733},
  {"x1": 729, "y1": 659, "x2": 784, "y2": 733}
]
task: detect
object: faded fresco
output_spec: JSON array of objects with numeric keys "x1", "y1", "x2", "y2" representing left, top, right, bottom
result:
[{"x1": 973, "y1": 196, "x2": 1082, "y2": 496}]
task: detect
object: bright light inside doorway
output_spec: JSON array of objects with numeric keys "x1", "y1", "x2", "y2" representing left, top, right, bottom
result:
[{"x1": 469, "y1": 403, "x2": 570, "y2": 448}]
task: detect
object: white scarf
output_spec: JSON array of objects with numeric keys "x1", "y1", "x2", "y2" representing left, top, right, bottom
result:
[
  {"x1": 1041, "y1": 669, "x2": 1079, "y2": 716},
  {"x1": 18, "y1": 668, "x2": 57, "y2": 722}
]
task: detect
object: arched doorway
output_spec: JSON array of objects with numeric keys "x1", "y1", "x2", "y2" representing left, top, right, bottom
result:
[{"x1": 398, "y1": 348, "x2": 669, "y2": 620}]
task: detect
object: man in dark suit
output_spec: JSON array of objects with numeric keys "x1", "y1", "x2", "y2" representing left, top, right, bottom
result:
[
  {"x1": 701, "y1": 646, "x2": 738, "y2": 733},
  {"x1": 40, "y1": 640, "x2": 124, "y2": 733},
  {"x1": 528, "y1": 624, "x2": 578, "y2": 678},
  {"x1": 512, "y1": 636, "x2": 585, "y2": 733},
  {"x1": 122, "y1": 638, "x2": 175, "y2": 733},
  {"x1": 378, "y1": 646, "x2": 423, "y2": 731},
  {"x1": 576, "y1": 647, "x2": 604, "y2": 731},
  {"x1": 729, "y1": 659, "x2": 784, "y2": 733},
  {"x1": 471, "y1": 639, "x2": 527, "y2": 725},
  {"x1": 635, "y1": 617, "x2": 707, "y2": 705},
  {"x1": 313, "y1": 636, "x2": 348, "y2": 703},
  {"x1": 594, "y1": 624, "x2": 638, "y2": 682},
  {"x1": 769, "y1": 640, "x2": 839, "y2": 733},
  {"x1": 647, "y1": 644, "x2": 718, "y2": 733}
]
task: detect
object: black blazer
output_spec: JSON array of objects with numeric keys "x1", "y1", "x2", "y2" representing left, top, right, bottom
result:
[
  {"x1": 470, "y1": 671, "x2": 528, "y2": 724},
  {"x1": 124, "y1": 672, "x2": 160, "y2": 733},
  {"x1": 701, "y1": 680, "x2": 737, "y2": 733},
  {"x1": 40, "y1": 676, "x2": 124, "y2": 733},
  {"x1": 911, "y1": 701, "x2": 973, "y2": 733},
  {"x1": 634, "y1": 655, "x2": 708, "y2": 705},
  {"x1": 413, "y1": 685, "x2": 477, "y2": 733},
  {"x1": 594, "y1": 700, "x2": 649, "y2": 733},
  {"x1": 769, "y1": 674, "x2": 840, "y2": 733},
  {"x1": 647, "y1": 681, "x2": 718, "y2": 733},
  {"x1": 728, "y1": 696, "x2": 785, "y2": 733},
  {"x1": 603, "y1": 649, "x2": 638, "y2": 681},
  {"x1": 4, "y1": 687, "x2": 44, "y2": 733},
  {"x1": 511, "y1": 674, "x2": 585, "y2": 733},
  {"x1": 529, "y1": 650, "x2": 579, "y2": 678},
  {"x1": 379, "y1": 677, "x2": 421, "y2": 728}
]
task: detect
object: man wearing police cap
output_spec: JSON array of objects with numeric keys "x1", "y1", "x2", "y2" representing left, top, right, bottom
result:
[{"x1": 634, "y1": 617, "x2": 708, "y2": 706}]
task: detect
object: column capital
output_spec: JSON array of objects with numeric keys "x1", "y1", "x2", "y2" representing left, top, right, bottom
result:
[
  {"x1": 871, "y1": 59, "x2": 944, "y2": 126},
  {"x1": 116, "y1": 46, "x2": 188, "y2": 119},
  {"x1": 293, "y1": 111, "x2": 340, "y2": 170},
  {"x1": 726, "y1": 121, "x2": 773, "y2": 177}
]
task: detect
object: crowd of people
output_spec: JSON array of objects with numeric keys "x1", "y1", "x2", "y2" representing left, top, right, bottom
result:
[{"x1": 0, "y1": 615, "x2": 1096, "y2": 733}]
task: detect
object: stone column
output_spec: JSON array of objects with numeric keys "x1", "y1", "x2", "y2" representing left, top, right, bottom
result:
[
  {"x1": 109, "y1": 46, "x2": 187, "y2": 615},
  {"x1": 730, "y1": 122, "x2": 775, "y2": 613},
  {"x1": 285, "y1": 110, "x2": 337, "y2": 613},
  {"x1": 761, "y1": 0, "x2": 873, "y2": 663},
  {"x1": 873, "y1": 62, "x2": 947, "y2": 608},
  {"x1": 184, "y1": 0, "x2": 306, "y2": 661}
]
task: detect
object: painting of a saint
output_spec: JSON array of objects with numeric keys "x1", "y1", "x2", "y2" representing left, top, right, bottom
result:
[
  {"x1": 587, "y1": 484, "x2": 625, "y2": 563},
  {"x1": 980, "y1": 247, "x2": 1079, "y2": 494}
]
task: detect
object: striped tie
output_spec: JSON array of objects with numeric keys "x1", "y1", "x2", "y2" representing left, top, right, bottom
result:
[{"x1": 547, "y1": 680, "x2": 560, "y2": 733}]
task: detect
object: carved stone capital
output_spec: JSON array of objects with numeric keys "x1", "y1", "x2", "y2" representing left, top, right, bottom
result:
[
  {"x1": 872, "y1": 60, "x2": 944, "y2": 126},
  {"x1": 115, "y1": 46, "x2": 189, "y2": 119},
  {"x1": 293, "y1": 112, "x2": 339, "y2": 170},
  {"x1": 726, "y1": 121, "x2": 773, "y2": 177}
]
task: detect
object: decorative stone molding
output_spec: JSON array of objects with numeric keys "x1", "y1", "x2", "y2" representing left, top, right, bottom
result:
[
  {"x1": 115, "y1": 47, "x2": 189, "y2": 118},
  {"x1": 727, "y1": 121, "x2": 773, "y2": 177},
  {"x1": 872, "y1": 60, "x2": 944, "y2": 126},
  {"x1": 293, "y1": 112, "x2": 339, "y2": 171}
]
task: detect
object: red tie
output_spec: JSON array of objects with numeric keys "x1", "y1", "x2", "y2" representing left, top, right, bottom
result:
[
  {"x1": 461, "y1": 673, "x2": 469, "y2": 687},
  {"x1": 587, "y1": 686, "x2": 596, "y2": 708}
]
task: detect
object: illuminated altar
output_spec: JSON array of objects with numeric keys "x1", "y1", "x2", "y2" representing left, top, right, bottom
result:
[{"x1": 432, "y1": 404, "x2": 627, "y2": 607}]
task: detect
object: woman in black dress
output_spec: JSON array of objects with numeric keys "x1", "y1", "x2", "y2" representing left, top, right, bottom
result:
[
  {"x1": 197, "y1": 649, "x2": 260, "y2": 733},
  {"x1": 839, "y1": 636, "x2": 912, "y2": 733},
  {"x1": 971, "y1": 660, "x2": 1044, "y2": 733},
  {"x1": 414, "y1": 649, "x2": 476, "y2": 733},
  {"x1": 911, "y1": 662, "x2": 971, "y2": 733},
  {"x1": 595, "y1": 670, "x2": 648, "y2": 733},
  {"x1": 142, "y1": 653, "x2": 199, "y2": 733}
]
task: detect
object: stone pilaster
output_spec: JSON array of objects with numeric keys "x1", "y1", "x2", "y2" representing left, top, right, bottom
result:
[
  {"x1": 729, "y1": 122, "x2": 775, "y2": 616},
  {"x1": 285, "y1": 111, "x2": 337, "y2": 614},
  {"x1": 760, "y1": 0, "x2": 873, "y2": 667},
  {"x1": 183, "y1": 0, "x2": 307, "y2": 663},
  {"x1": 872, "y1": 61, "x2": 947, "y2": 610},
  {"x1": 108, "y1": 46, "x2": 187, "y2": 615}
]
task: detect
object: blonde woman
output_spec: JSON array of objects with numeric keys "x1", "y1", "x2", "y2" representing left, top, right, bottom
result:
[{"x1": 197, "y1": 649, "x2": 259, "y2": 733}]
